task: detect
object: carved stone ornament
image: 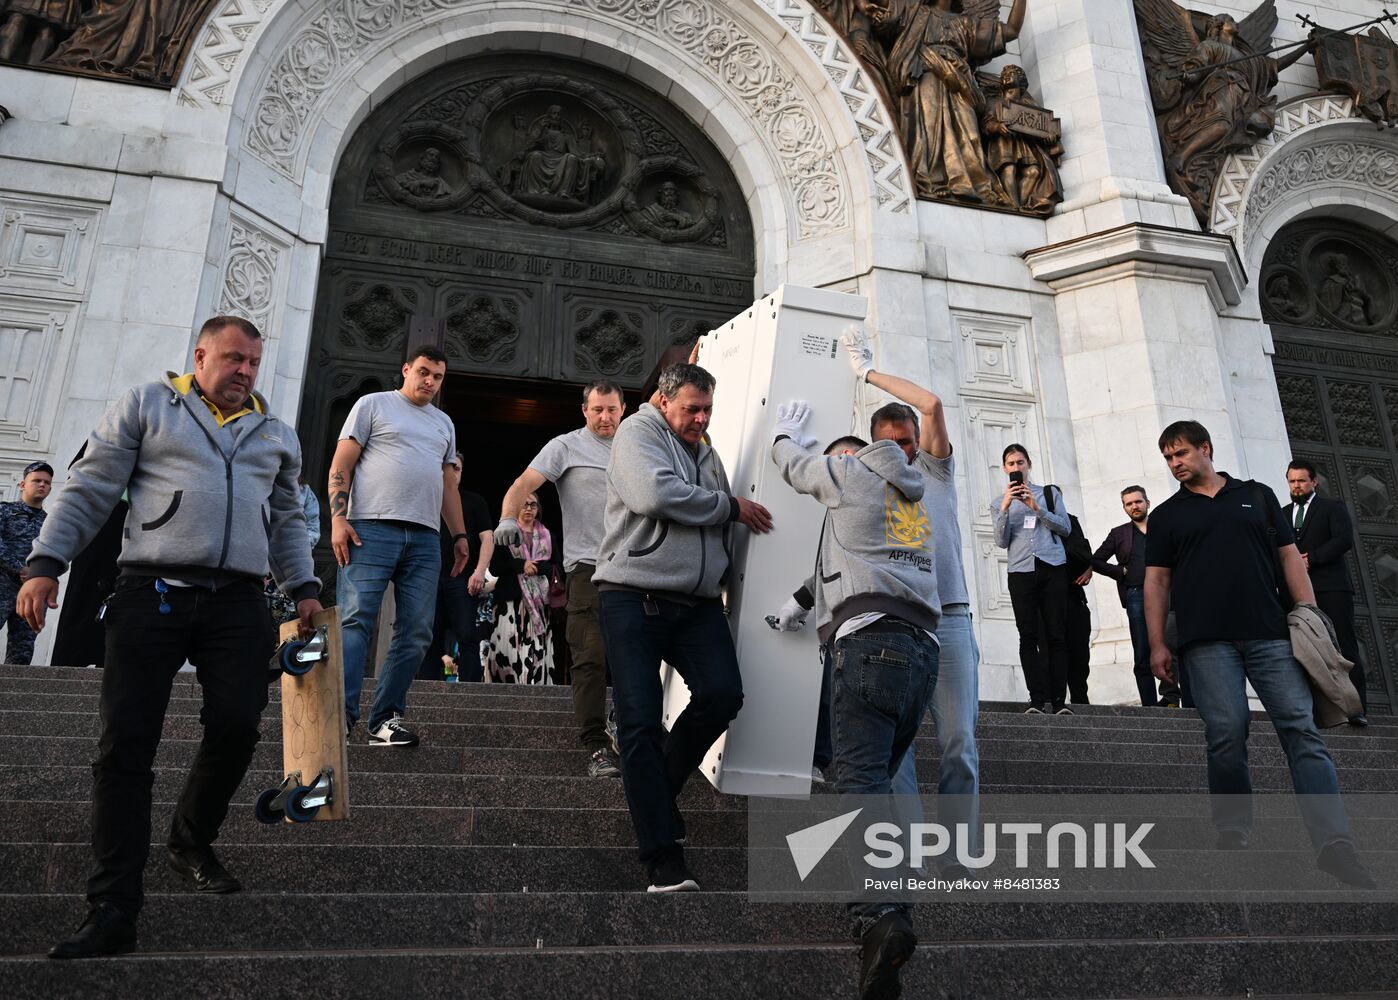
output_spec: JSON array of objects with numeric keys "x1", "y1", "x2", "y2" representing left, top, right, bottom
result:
[
  {"x1": 215, "y1": 0, "x2": 924, "y2": 234},
  {"x1": 217, "y1": 218, "x2": 287, "y2": 330},
  {"x1": 362, "y1": 72, "x2": 738, "y2": 249},
  {"x1": 809, "y1": 0, "x2": 1063, "y2": 216},
  {"x1": 1261, "y1": 223, "x2": 1398, "y2": 337},
  {"x1": 1313, "y1": 25, "x2": 1398, "y2": 129},
  {"x1": 575, "y1": 306, "x2": 645, "y2": 377},
  {"x1": 0, "y1": 0, "x2": 216, "y2": 85},
  {"x1": 1134, "y1": 0, "x2": 1315, "y2": 226}
]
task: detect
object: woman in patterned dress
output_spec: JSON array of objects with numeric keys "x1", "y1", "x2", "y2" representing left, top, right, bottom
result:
[{"x1": 486, "y1": 492, "x2": 556, "y2": 684}]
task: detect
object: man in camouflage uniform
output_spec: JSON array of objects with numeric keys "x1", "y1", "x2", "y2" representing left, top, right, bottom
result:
[{"x1": 1, "y1": 461, "x2": 52, "y2": 663}]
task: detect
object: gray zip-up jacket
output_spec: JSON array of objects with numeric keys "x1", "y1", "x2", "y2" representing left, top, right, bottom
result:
[
  {"x1": 27, "y1": 372, "x2": 318, "y2": 599},
  {"x1": 772, "y1": 437, "x2": 940, "y2": 643},
  {"x1": 593, "y1": 403, "x2": 738, "y2": 600}
]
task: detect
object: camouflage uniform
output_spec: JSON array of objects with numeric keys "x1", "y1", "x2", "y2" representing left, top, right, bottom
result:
[{"x1": 0, "y1": 499, "x2": 46, "y2": 664}]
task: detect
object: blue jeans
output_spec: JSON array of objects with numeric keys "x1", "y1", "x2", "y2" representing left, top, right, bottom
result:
[
  {"x1": 1124, "y1": 588, "x2": 1180, "y2": 706},
  {"x1": 1183, "y1": 639, "x2": 1351, "y2": 852},
  {"x1": 890, "y1": 606, "x2": 979, "y2": 850},
  {"x1": 831, "y1": 619, "x2": 938, "y2": 938},
  {"x1": 598, "y1": 591, "x2": 743, "y2": 866},
  {"x1": 337, "y1": 520, "x2": 442, "y2": 730}
]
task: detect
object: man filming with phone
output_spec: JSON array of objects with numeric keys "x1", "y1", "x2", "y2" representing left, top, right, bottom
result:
[{"x1": 994, "y1": 444, "x2": 1072, "y2": 714}]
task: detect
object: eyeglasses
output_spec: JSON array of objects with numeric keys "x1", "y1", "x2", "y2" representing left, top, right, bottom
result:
[
  {"x1": 521, "y1": 501, "x2": 540, "y2": 509},
  {"x1": 154, "y1": 578, "x2": 171, "y2": 615}
]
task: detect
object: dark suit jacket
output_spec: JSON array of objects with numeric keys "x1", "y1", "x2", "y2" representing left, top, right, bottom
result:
[
  {"x1": 1283, "y1": 495, "x2": 1355, "y2": 594},
  {"x1": 1092, "y1": 521, "x2": 1145, "y2": 608}
]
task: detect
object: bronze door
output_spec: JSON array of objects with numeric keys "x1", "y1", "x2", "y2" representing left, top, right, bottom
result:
[{"x1": 1265, "y1": 220, "x2": 1398, "y2": 714}]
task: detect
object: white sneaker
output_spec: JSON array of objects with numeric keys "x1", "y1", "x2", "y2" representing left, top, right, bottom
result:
[
  {"x1": 810, "y1": 767, "x2": 827, "y2": 785},
  {"x1": 368, "y1": 715, "x2": 420, "y2": 747}
]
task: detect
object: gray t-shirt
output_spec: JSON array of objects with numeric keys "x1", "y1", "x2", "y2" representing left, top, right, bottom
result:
[
  {"x1": 530, "y1": 427, "x2": 612, "y2": 571},
  {"x1": 340, "y1": 390, "x2": 456, "y2": 531},
  {"x1": 915, "y1": 450, "x2": 971, "y2": 607}
]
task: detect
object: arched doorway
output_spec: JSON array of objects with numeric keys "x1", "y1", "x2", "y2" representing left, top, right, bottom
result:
[
  {"x1": 1264, "y1": 218, "x2": 1398, "y2": 714},
  {"x1": 297, "y1": 52, "x2": 756, "y2": 535}
]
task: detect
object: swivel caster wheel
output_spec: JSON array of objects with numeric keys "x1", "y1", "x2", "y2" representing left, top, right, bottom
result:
[
  {"x1": 254, "y1": 787, "x2": 284, "y2": 824},
  {"x1": 284, "y1": 786, "x2": 321, "y2": 823}
]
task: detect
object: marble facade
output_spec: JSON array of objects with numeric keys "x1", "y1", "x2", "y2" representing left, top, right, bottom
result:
[{"x1": 2, "y1": 0, "x2": 1395, "y2": 702}]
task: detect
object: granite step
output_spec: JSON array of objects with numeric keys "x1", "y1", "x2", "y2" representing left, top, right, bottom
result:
[
  {"x1": 7, "y1": 709, "x2": 1395, "y2": 761},
  {"x1": 4, "y1": 893, "x2": 1395, "y2": 956},
  {"x1": 0, "y1": 800, "x2": 749, "y2": 849},
  {"x1": 0, "y1": 842, "x2": 748, "y2": 895},
  {"x1": 5, "y1": 730, "x2": 1392, "y2": 774},
  {"x1": 0, "y1": 766, "x2": 733, "y2": 811},
  {"x1": 2, "y1": 934, "x2": 1397, "y2": 1000}
]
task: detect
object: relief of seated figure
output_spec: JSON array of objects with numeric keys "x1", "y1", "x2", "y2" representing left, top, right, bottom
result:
[{"x1": 512, "y1": 105, "x2": 605, "y2": 207}]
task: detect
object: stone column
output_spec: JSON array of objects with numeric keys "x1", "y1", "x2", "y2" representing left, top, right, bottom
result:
[{"x1": 1020, "y1": 0, "x2": 1197, "y2": 238}]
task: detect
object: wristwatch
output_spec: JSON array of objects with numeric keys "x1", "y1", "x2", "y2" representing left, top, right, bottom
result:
[{"x1": 451, "y1": 533, "x2": 470, "y2": 543}]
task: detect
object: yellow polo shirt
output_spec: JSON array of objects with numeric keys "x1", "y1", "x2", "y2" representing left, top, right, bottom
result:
[{"x1": 171, "y1": 373, "x2": 263, "y2": 427}]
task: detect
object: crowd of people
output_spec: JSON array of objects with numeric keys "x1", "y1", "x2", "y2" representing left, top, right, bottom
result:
[{"x1": 0, "y1": 313, "x2": 1379, "y2": 998}]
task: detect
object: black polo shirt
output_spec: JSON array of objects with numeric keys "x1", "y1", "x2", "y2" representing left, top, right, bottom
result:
[{"x1": 1144, "y1": 473, "x2": 1295, "y2": 647}]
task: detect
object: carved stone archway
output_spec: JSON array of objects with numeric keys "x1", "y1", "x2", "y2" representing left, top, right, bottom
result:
[
  {"x1": 1210, "y1": 94, "x2": 1398, "y2": 272},
  {"x1": 181, "y1": 0, "x2": 918, "y2": 424}
]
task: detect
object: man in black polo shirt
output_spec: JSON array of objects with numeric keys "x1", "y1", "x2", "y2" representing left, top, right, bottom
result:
[{"x1": 1143, "y1": 420, "x2": 1373, "y2": 887}]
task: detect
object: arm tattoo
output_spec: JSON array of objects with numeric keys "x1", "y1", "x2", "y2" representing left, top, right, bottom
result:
[
  {"x1": 330, "y1": 470, "x2": 346, "y2": 489},
  {"x1": 330, "y1": 491, "x2": 349, "y2": 519}
]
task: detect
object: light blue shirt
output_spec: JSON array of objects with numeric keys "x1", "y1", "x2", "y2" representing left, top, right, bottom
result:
[{"x1": 993, "y1": 482, "x2": 1070, "y2": 572}]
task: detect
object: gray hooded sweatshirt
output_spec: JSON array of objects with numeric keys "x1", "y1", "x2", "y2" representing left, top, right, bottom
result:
[
  {"x1": 772, "y1": 437, "x2": 940, "y2": 643},
  {"x1": 593, "y1": 402, "x2": 738, "y2": 601},
  {"x1": 27, "y1": 372, "x2": 318, "y2": 599}
]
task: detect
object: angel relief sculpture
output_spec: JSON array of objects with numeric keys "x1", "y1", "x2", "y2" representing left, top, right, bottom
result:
[{"x1": 1135, "y1": 0, "x2": 1314, "y2": 223}]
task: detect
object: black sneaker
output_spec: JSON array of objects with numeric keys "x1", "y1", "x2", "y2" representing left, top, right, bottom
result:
[
  {"x1": 588, "y1": 747, "x2": 621, "y2": 778},
  {"x1": 1318, "y1": 841, "x2": 1378, "y2": 889},
  {"x1": 859, "y1": 910, "x2": 917, "y2": 1000},
  {"x1": 369, "y1": 715, "x2": 419, "y2": 747},
  {"x1": 647, "y1": 856, "x2": 699, "y2": 892},
  {"x1": 1023, "y1": 704, "x2": 1044, "y2": 715},
  {"x1": 48, "y1": 902, "x2": 137, "y2": 959},
  {"x1": 1054, "y1": 706, "x2": 1074, "y2": 716}
]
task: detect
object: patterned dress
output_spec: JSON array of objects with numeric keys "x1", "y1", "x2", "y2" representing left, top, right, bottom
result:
[{"x1": 486, "y1": 525, "x2": 556, "y2": 684}]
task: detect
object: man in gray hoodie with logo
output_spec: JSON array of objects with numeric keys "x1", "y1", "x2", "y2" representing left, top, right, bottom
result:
[
  {"x1": 17, "y1": 317, "x2": 321, "y2": 959},
  {"x1": 593, "y1": 363, "x2": 771, "y2": 895},
  {"x1": 771, "y1": 399, "x2": 940, "y2": 1000}
]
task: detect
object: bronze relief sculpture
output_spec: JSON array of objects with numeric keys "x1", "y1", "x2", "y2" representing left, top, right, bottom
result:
[
  {"x1": 1135, "y1": 0, "x2": 1313, "y2": 224},
  {"x1": 0, "y1": 0, "x2": 212, "y2": 84},
  {"x1": 813, "y1": 0, "x2": 1063, "y2": 217}
]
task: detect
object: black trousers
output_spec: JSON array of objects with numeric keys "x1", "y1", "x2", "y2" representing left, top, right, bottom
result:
[
  {"x1": 1316, "y1": 589, "x2": 1365, "y2": 715},
  {"x1": 1065, "y1": 585, "x2": 1091, "y2": 704},
  {"x1": 88, "y1": 575, "x2": 275, "y2": 915},
  {"x1": 1008, "y1": 560, "x2": 1069, "y2": 707}
]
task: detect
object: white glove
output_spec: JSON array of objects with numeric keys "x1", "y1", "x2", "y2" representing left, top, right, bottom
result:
[
  {"x1": 774, "y1": 400, "x2": 816, "y2": 449},
  {"x1": 841, "y1": 324, "x2": 874, "y2": 382},
  {"x1": 776, "y1": 595, "x2": 809, "y2": 631},
  {"x1": 493, "y1": 517, "x2": 520, "y2": 547}
]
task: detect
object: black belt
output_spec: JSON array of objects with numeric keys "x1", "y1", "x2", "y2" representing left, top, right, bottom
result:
[{"x1": 862, "y1": 617, "x2": 924, "y2": 637}]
